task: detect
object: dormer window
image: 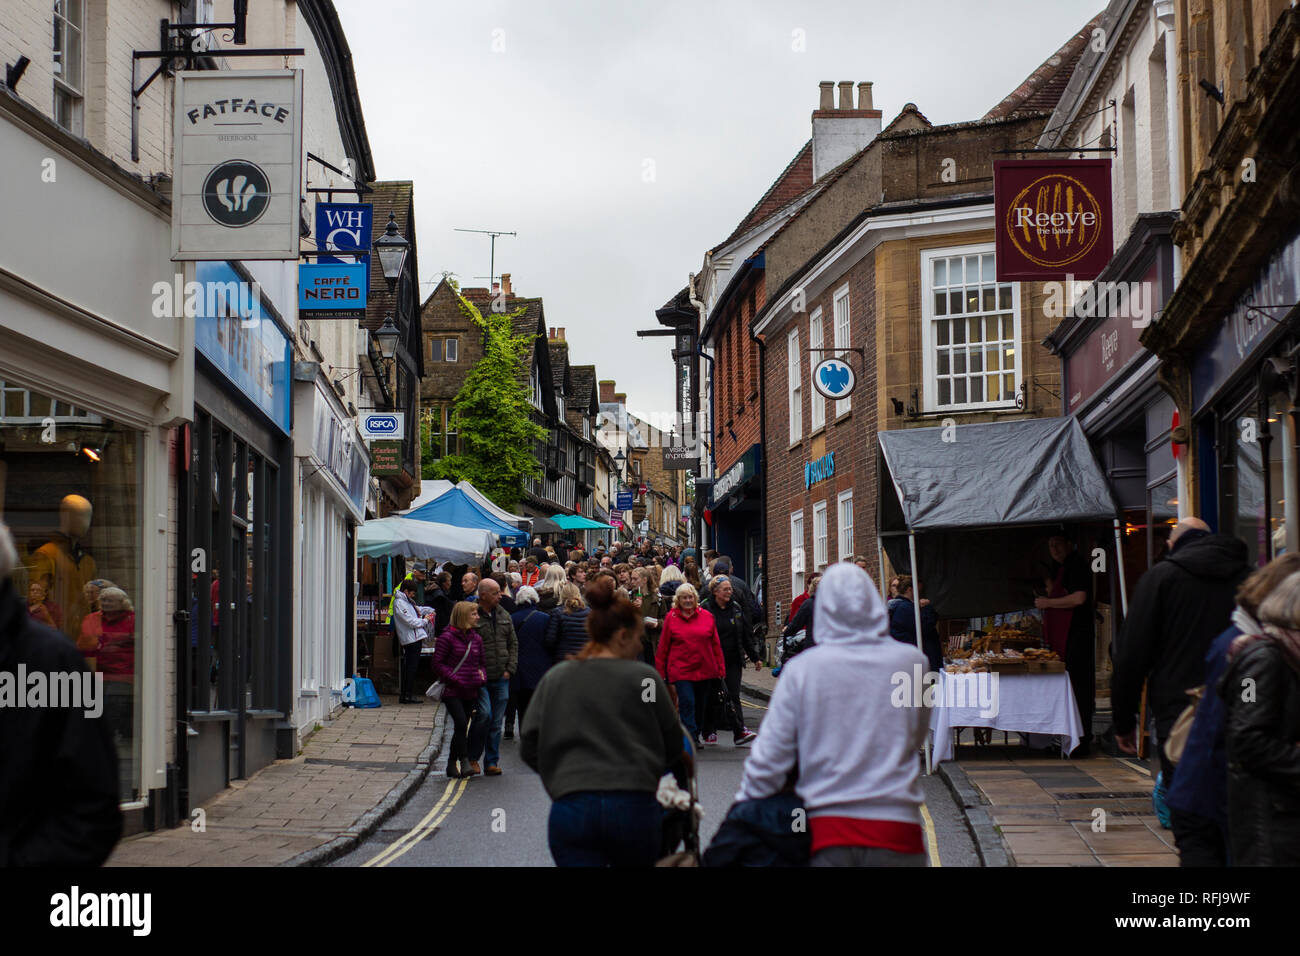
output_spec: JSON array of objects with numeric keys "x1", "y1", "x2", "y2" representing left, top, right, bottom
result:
[{"x1": 530, "y1": 362, "x2": 542, "y2": 410}]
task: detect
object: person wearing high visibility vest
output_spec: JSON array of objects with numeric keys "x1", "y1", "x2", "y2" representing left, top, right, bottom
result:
[{"x1": 385, "y1": 562, "x2": 427, "y2": 624}]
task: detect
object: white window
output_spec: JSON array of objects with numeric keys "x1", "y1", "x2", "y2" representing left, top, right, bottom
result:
[
  {"x1": 53, "y1": 0, "x2": 85, "y2": 136},
  {"x1": 445, "y1": 337, "x2": 458, "y2": 362},
  {"x1": 787, "y1": 327, "x2": 802, "y2": 444},
  {"x1": 833, "y1": 285, "x2": 851, "y2": 416},
  {"x1": 530, "y1": 362, "x2": 543, "y2": 409},
  {"x1": 837, "y1": 491, "x2": 854, "y2": 560},
  {"x1": 813, "y1": 501, "x2": 828, "y2": 570},
  {"x1": 790, "y1": 511, "x2": 805, "y2": 598},
  {"x1": 922, "y1": 245, "x2": 1020, "y2": 411},
  {"x1": 809, "y1": 308, "x2": 825, "y2": 431}
]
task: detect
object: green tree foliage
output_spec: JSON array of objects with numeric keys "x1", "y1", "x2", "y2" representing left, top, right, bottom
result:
[{"x1": 430, "y1": 294, "x2": 545, "y2": 511}]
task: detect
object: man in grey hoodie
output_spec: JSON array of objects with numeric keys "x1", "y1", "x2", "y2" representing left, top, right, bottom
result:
[{"x1": 735, "y1": 563, "x2": 931, "y2": 866}]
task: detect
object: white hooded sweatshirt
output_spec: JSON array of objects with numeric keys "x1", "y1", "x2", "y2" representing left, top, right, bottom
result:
[{"x1": 736, "y1": 562, "x2": 929, "y2": 824}]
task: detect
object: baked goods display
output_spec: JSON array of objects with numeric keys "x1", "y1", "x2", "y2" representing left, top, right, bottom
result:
[{"x1": 943, "y1": 626, "x2": 1062, "y2": 674}]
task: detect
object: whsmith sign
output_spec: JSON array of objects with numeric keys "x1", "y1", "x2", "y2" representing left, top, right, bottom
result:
[
  {"x1": 994, "y1": 159, "x2": 1113, "y2": 281},
  {"x1": 172, "y1": 70, "x2": 304, "y2": 260}
]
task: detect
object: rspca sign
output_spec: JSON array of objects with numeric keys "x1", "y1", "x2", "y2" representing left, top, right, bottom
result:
[
  {"x1": 813, "y1": 358, "x2": 855, "y2": 400},
  {"x1": 360, "y1": 413, "x2": 404, "y2": 440},
  {"x1": 172, "y1": 70, "x2": 304, "y2": 260}
]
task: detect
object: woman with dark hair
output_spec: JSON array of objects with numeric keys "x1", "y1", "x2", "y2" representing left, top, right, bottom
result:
[
  {"x1": 682, "y1": 558, "x2": 702, "y2": 589},
  {"x1": 888, "y1": 575, "x2": 942, "y2": 676},
  {"x1": 504, "y1": 586, "x2": 551, "y2": 740},
  {"x1": 1220, "y1": 568, "x2": 1300, "y2": 866},
  {"x1": 521, "y1": 575, "x2": 683, "y2": 866}
]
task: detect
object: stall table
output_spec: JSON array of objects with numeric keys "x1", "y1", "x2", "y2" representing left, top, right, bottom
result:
[{"x1": 929, "y1": 670, "x2": 1084, "y2": 763}]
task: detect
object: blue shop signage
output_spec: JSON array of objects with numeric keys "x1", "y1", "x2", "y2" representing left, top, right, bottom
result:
[
  {"x1": 316, "y1": 202, "x2": 372, "y2": 286},
  {"x1": 805, "y1": 452, "x2": 835, "y2": 489},
  {"x1": 195, "y1": 260, "x2": 292, "y2": 434},
  {"x1": 299, "y1": 262, "x2": 368, "y2": 320}
]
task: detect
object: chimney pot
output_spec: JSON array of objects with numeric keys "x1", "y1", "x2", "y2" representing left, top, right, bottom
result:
[
  {"x1": 818, "y1": 81, "x2": 835, "y2": 111},
  {"x1": 838, "y1": 81, "x2": 854, "y2": 110},
  {"x1": 548, "y1": 328, "x2": 555, "y2": 339},
  {"x1": 857, "y1": 82, "x2": 874, "y2": 111},
  {"x1": 501, "y1": 273, "x2": 512, "y2": 295}
]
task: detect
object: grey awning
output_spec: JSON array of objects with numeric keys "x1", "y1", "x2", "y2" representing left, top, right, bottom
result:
[{"x1": 877, "y1": 416, "x2": 1117, "y2": 533}]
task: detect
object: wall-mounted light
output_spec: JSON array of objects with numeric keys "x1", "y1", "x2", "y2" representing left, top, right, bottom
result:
[{"x1": 81, "y1": 444, "x2": 102, "y2": 462}]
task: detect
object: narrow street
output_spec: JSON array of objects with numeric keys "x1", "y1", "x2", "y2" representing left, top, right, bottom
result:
[{"x1": 332, "y1": 695, "x2": 978, "y2": 867}]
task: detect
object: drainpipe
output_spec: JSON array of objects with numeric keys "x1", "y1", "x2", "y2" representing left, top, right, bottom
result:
[
  {"x1": 689, "y1": 271, "x2": 714, "y2": 549},
  {"x1": 748, "y1": 312, "x2": 769, "y2": 624}
]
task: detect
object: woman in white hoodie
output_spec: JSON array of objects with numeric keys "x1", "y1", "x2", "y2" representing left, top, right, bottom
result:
[{"x1": 735, "y1": 562, "x2": 931, "y2": 866}]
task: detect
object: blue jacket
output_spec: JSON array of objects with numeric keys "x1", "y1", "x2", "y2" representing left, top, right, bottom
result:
[
  {"x1": 1164, "y1": 624, "x2": 1238, "y2": 828},
  {"x1": 702, "y1": 793, "x2": 810, "y2": 867},
  {"x1": 889, "y1": 597, "x2": 942, "y2": 674},
  {"x1": 511, "y1": 606, "x2": 552, "y2": 690}
]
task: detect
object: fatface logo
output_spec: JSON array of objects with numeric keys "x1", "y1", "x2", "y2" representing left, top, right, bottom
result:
[
  {"x1": 203, "y1": 160, "x2": 270, "y2": 227},
  {"x1": 1004, "y1": 172, "x2": 1103, "y2": 270},
  {"x1": 813, "y1": 358, "x2": 854, "y2": 400}
]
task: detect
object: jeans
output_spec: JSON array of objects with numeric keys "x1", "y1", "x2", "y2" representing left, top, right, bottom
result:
[
  {"x1": 471, "y1": 678, "x2": 510, "y2": 767},
  {"x1": 548, "y1": 790, "x2": 663, "y2": 867},
  {"x1": 674, "y1": 679, "x2": 710, "y2": 740}
]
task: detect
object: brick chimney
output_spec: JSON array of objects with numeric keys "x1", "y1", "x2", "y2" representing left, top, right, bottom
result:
[
  {"x1": 501, "y1": 273, "x2": 512, "y2": 295},
  {"x1": 811, "y1": 79, "x2": 882, "y2": 181},
  {"x1": 553, "y1": 327, "x2": 565, "y2": 341},
  {"x1": 598, "y1": 380, "x2": 616, "y2": 403},
  {"x1": 548, "y1": 327, "x2": 556, "y2": 339}
]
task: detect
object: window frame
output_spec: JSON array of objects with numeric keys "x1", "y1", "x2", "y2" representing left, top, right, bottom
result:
[
  {"x1": 837, "y1": 490, "x2": 854, "y2": 561},
  {"x1": 52, "y1": 0, "x2": 85, "y2": 136},
  {"x1": 445, "y1": 336, "x2": 458, "y2": 362},
  {"x1": 832, "y1": 284, "x2": 851, "y2": 417},
  {"x1": 812, "y1": 500, "x2": 828, "y2": 570},
  {"x1": 921, "y1": 243, "x2": 1022, "y2": 413},
  {"x1": 790, "y1": 510, "x2": 805, "y2": 599},
  {"x1": 787, "y1": 327, "x2": 802, "y2": 445},
  {"x1": 809, "y1": 307, "x2": 825, "y2": 432}
]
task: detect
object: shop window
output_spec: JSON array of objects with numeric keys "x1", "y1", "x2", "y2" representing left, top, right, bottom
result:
[
  {"x1": 790, "y1": 511, "x2": 804, "y2": 598},
  {"x1": 813, "y1": 500, "x2": 828, "y2": 570},
  {"x1": 809, "y1": 308, "x2": 825, "y2": 431},
  {"x1": 921, "y1": 245, "x2": 1020, "y2": 411},
  {"x1": 837, "y1": 491, "x2": 854, "y2": 560},
  {"x1": 1224, "y1": 394, "x2": 1287, "y2": 567},
  {"x1": 1, "y1": 381, "x2": 140, "y2": 801},
  {"x1": 53, "y1": 0, "x2": 85, "y2": 136},
  {"x1": 833, "y1": 285, "x2": 851, "y2": 416},
  {"x1": 787, "y1": 328, "x2": 802, "y2": 444}
]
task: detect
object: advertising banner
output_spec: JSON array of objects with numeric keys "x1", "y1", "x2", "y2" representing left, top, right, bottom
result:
[
  {"x1": 371, "y1": 440, "x2": 403, "y2": 477},
  {"x1": 994, "y1": 159, "x2": 1112, "y2": 281},
  {"x1": 172, "y1": 70, "x2": 304, "y2": 260}
]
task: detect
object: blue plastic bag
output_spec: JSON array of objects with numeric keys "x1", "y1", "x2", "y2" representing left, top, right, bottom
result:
[{"x1": 348, "y1": 675, "x2": 382, "y2": 709}]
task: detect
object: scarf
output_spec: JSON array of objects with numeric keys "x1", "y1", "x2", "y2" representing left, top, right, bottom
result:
[{"x1": 1230, "y1": 617, "x2": 1300, "y2": 675}]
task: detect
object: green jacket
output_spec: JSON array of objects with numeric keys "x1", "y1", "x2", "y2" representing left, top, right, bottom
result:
[{"x1": 475, "y1": 602, "x2": 519, "y2": 680}]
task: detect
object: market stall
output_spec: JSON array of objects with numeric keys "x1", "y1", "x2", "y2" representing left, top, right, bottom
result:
[
  {"x1": 404, "y1": 487, "x2": 529, "y2": 547},
  {"x1": 876, "y1": 416, "x2": 1127, "y2": 771}
]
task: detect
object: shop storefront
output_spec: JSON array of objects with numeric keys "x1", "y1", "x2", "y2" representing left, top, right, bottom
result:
[
  {"x1": 1190, "y1": 227, "x2": 1300, "y2": 567},
  {"x1": 708, "y1": 444, "x2": 761, "y2": 583},
  {"x1": 182, "y1": 261, "x2": 294, "y2": 810},
  {"x1": 293, "y1": 373, "x2": 368, "y2": 734}
]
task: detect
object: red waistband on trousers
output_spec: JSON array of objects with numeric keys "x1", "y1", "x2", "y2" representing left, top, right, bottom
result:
[{"x1": 809, "y1": 816, "x2": 925, "y2": 855}]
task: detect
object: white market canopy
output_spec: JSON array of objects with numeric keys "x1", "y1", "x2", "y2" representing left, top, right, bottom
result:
[{"x1": 356, "y1": 516, "x2": 494, "y2": 565}]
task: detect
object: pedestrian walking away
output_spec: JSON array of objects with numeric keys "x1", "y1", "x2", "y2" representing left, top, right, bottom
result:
[
  {"x1": 468, "y1": 578, "x2": 518, "y2": 776},
  {"x1": 431, "y1": 602, "x2": 488, "y2": 778},
  {"x1": 702, "y1": 575, "x2": 761, "y2": 746},
  {"x1": 736, "y1": 563, "x2": 930, "y2": 867},
  {"x1": 521, "y1": 574, "x2": 684, "y2": 867},
  {"x1": 504, "y1": 585, "x2": 552, "y2": 740}
]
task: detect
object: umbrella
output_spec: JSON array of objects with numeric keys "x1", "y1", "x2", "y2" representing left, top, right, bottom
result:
[{"x1": 356, "y1": 516, "x2": 494, "y2": 564}]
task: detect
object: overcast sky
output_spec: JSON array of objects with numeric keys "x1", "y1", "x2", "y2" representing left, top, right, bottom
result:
[{"x1": 334, "y1": 0, "x2": 1103, "y2": 419}]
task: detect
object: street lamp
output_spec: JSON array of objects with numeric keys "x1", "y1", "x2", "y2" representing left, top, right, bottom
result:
[
  {"x1": 375, "y1": 312, "x2": 400, "y2": 361},
  {"x1": 373, "y1": 210, "x2": 409, "y2": 293},
  {"x1": 614, "y1": 448, "x2": 627, "y2": 482}
]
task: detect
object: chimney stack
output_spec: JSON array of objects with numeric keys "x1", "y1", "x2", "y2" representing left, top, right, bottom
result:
[
  {"x1": 548, "y1": 328, "x2": 556, "y2": 339},
  {"x1": 857, "y1": 82, "x2": 873, "y2": 111},
  {"x1": 599, "y1": 380, "x2": 616, "y2": 403},
  {"x1": 811, "y1": 79, "x2": 883, "y2": 182},
  {"x1": 818, "y1": 81, "x2": 835, "y2": 111},
  {"x1": 492, "y1": 282, "x2": 500, "y2": 295},
  {"x1": 501, "y1": 273, "x2": 512, "y2": 295},
  {"x1": 838, "y1": 81, "x2": 854, "y2": 110}
]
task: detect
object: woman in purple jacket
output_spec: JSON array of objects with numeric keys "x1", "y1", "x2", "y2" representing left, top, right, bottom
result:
[{"x1": 433, "y1": 602, "x2": 487, "y2": 778}]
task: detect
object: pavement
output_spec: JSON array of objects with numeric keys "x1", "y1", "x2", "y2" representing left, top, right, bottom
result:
[{"x1": 106, "y1": 695, "x2": 443, "y2": 867}]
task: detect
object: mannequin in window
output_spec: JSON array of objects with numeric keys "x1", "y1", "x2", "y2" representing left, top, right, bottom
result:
[{"x1": 31, "y1": 494, "x2": 98, "y2": 643}]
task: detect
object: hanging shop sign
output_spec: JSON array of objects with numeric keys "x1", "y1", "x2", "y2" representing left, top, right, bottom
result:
[
  {"x1": 812, "y1": 358, "x2": 855, "y2": 400},
  {"x1": 298, "y1": 263, "x2": 368, "y2": 320},
  {"x1": 1064, "y1": 257, "x2": 1159, "y2": 414},
  {"x1": 172, "y1": 70, "x2": 304, "y2": 260},
  {"x1": 194, "y1": 260, "x2": 291, "y2": 433},
  {"x1": 359, "y1": 412, "x2": 404, "y2": 441},
  {"x1": 370, "y1": 440, "x2": 403, "y2": 478},
  {"x1": 316, "y1": 202, "x2": 373, "y2": 287},
  {"x1": 617, "y1": 490, "x2": 634, "y2": 510},
  {"x1": 994, "y1": 159, "x2": 1113, "y2": 281},
  {"x1": 662, "y1": 445, "x2": 698, "y2": 472},
  {"x1": 804, "y1": 451, "x2": 835, "y2": 490},
  {"x1": 312, "y1": 385, "x2": 369, "y2": 520}
]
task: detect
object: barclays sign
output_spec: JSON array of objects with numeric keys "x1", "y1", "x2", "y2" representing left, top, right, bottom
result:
[{"x1": 360, "y1": 413, "x2": 404, "y2": 440}]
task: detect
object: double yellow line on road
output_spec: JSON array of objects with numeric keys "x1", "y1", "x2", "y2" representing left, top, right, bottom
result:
[{"x1": 363, "y1": 776, "x2": 469, "y2": 867}]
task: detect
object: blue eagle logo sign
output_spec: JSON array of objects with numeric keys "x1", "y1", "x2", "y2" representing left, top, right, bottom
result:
[{"x1": 813, "y1": 358, "x2": 855, "y2": 400}]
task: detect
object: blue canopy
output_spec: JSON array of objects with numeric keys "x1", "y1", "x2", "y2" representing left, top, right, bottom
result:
[{"x1": 405, "y1": 487, "x2": 529, "y2": 547}]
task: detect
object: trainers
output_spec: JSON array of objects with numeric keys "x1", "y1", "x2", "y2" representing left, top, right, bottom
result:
[
  {"x1": 735, "y1": 730, "x2": 757, "y2": 746},
  {"x1": 1152, "y1": 772, "x2": 1172, "y2": 830},
  {"x1": 704, "y1": 734, "x2": 718, "y2": 746}
]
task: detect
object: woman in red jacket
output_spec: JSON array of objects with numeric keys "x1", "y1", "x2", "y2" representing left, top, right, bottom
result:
[{"x1": 655, "y1": 583, "x2": 726, "y2": 747}]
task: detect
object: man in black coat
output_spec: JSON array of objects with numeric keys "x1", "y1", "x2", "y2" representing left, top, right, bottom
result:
[
  {"x1": 1112, "y1": 518, "x2": 1250, "y2": 773},
  {"x1": 0, "y1": 523, "x2": 122, "y2": 865}
]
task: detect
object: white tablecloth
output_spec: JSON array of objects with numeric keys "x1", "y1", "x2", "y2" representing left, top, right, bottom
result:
[{"x1": 929, "y1": 671, "x2": 1084, "y2": 763}]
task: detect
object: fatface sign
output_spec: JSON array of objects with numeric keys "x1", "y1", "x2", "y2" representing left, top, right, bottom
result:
[
  {"x1": 994, "y1": 160, "x2": 1113, "y2": 281},
  {"x1": 172, "y1": 70, "x2": 304, "y2": 260}
]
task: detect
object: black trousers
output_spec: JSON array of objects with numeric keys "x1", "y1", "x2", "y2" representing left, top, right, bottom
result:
[
  {"x1": 443, "y1": 696, "x2": 474, "y2": 761},
  {"x1": 505, "y1": 686, "x2": 535, "y2": 732},
  {"x1": 401, "y1": 642, "x2": 423, "y2": 699},
  {"x1": 721, "y1": 659, "x2": 746, "y2": 737},
  {"x1": 1171, "y1": 807, "x2": 1228, "y2": 866},
  {"x1": 1065, "y1": 626, "x2": 1095, "y2": 745}
]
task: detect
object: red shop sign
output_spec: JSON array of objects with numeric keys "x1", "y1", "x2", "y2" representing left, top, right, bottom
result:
[{"x1": 994, "y1": 159, "x2": 1113, "y2": 281}]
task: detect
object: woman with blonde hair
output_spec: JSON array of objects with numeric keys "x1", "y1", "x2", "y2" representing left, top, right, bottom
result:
[
  {"x1": 544, "y1": 581, "x2": 590, "y2": 663},
  {"x1": 537, "y1": 563, "x2": 567, "y2": 613},
  {"x1": 656, "y1": 582, "x2": 726, "y2": 747},
  {"x1": 432, "y1": 601, "x2": 487, "y2": 778}
]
